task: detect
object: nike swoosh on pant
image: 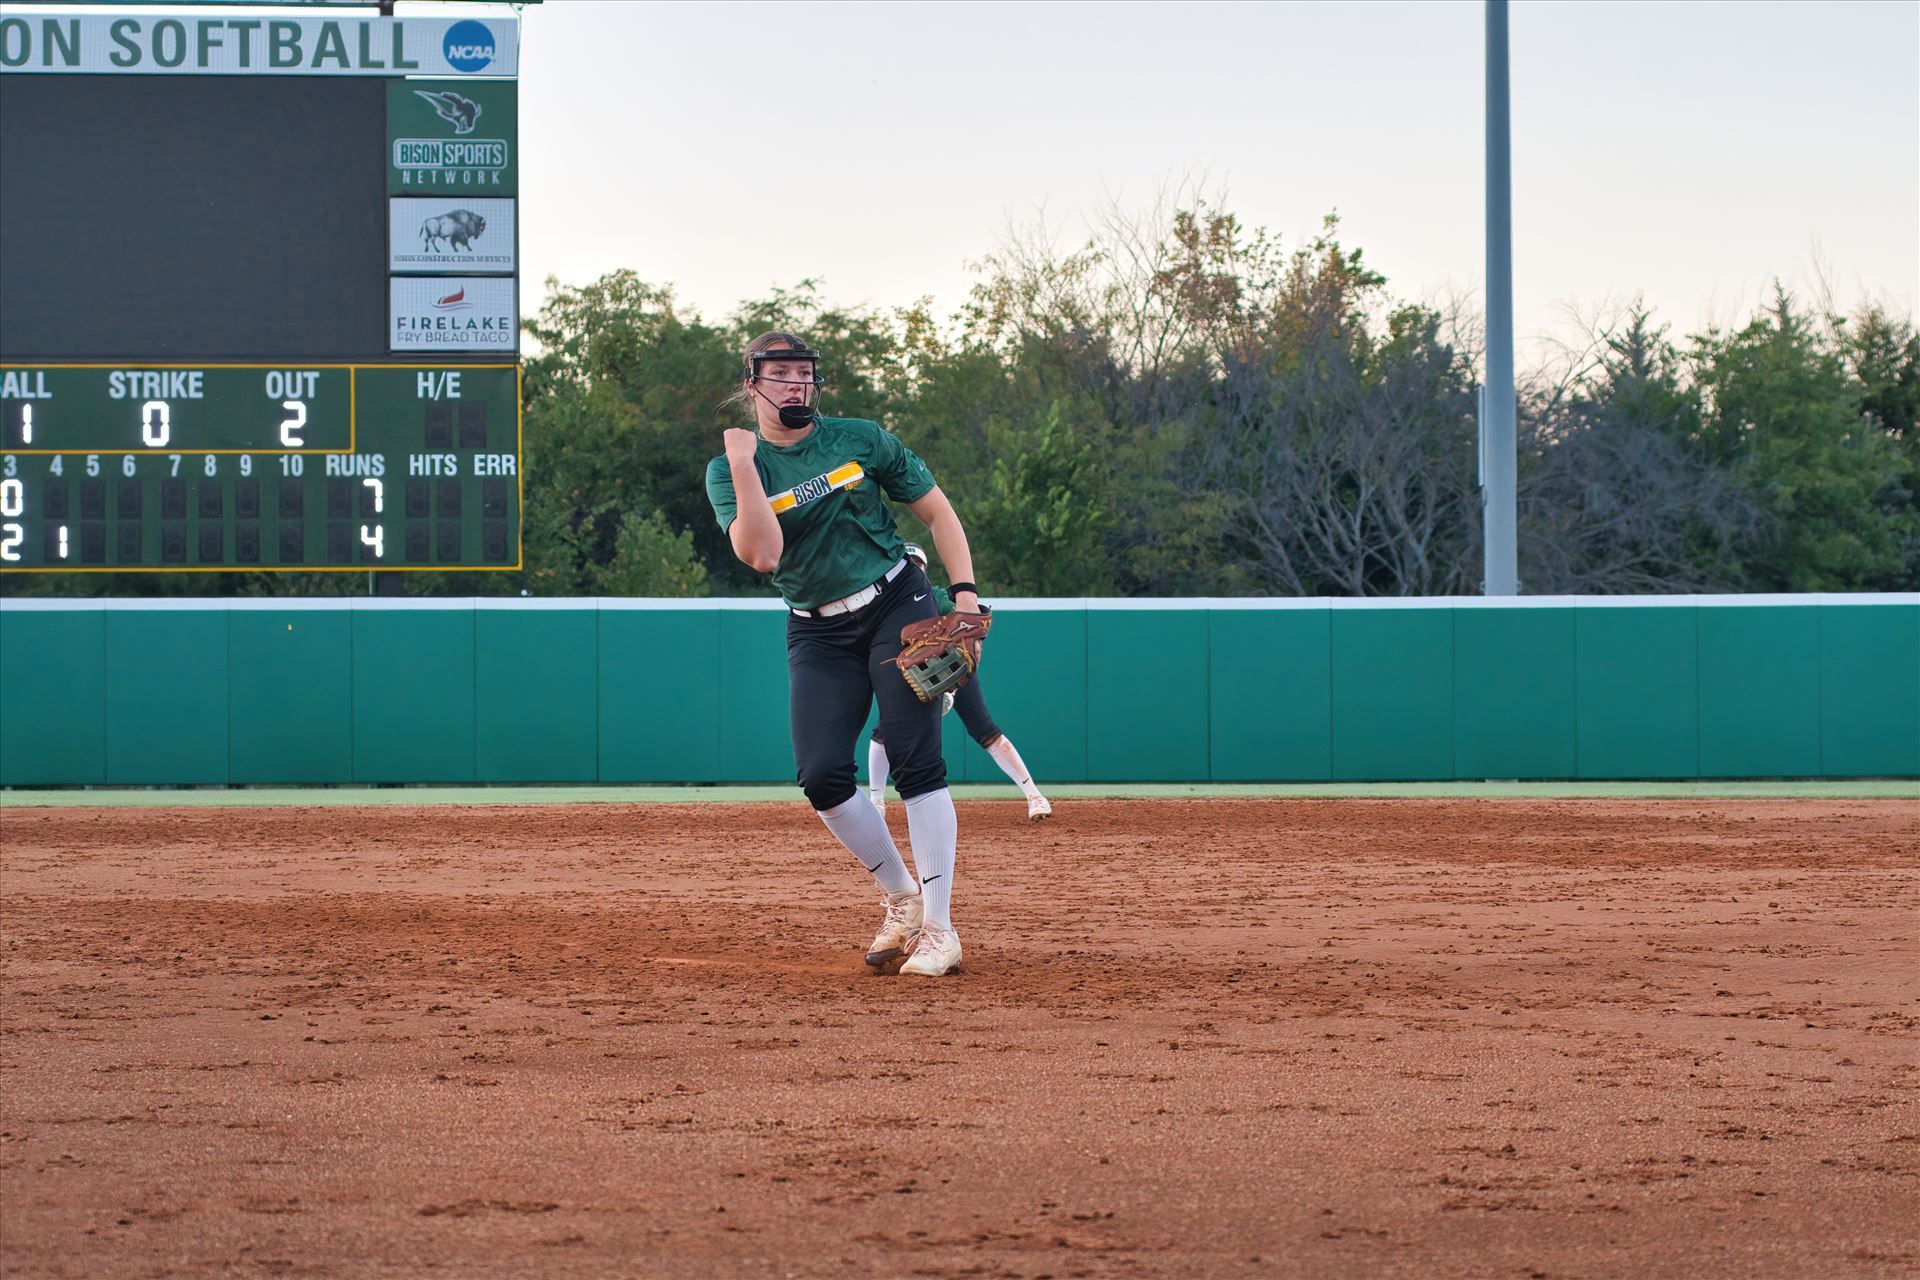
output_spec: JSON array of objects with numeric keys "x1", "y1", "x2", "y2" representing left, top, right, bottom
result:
[
  {"x1": 914, "y1": 593, "x2": 928, "y2": 601},
  {"x1": 864, "y1": 860, "x2": 884, "y2": 873},
  {"x1": 921, "y1": 873, "x2": 943, "y2": 884}
]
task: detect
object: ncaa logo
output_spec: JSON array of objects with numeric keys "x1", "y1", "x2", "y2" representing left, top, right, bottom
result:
[{"x1": 442, "y1": 20, "x2": 496, "y2": 73}]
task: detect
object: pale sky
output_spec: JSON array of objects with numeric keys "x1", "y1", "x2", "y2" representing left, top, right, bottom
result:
[
  {"x1": 507, "y1": 0, "x2": 1917, "y2": 362},
  {"x1": 7, "y1": 0, "x2": 1910, "y2": 360}
]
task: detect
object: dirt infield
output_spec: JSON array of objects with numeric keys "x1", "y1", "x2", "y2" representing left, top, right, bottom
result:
[{"x1": 2, "y1": 797, "x2": 1915, "y2": 1279}]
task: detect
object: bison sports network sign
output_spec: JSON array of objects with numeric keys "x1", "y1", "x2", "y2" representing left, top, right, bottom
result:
[
  {"x1": 387, "y1": 79, "x2": 516, "y2": 193},
  {"x1": 389, "y1": 198, "x2": 515, "y2": 274},
  {"x1": 0, "y1": 12, "x2": 519, "y2": 77}
]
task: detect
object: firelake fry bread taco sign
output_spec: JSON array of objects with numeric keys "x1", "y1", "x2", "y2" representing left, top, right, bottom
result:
[
  {"x1": 390, "y1": 277, "x2": 517, "y2": 353},
  {"x1": 0, "y1": 12, "x2": 519, "y2": 77}
]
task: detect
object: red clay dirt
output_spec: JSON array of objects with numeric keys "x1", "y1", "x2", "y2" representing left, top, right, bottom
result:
[{"x1": 1, "y1": 797, "x2": 1915, "y2": 1279}]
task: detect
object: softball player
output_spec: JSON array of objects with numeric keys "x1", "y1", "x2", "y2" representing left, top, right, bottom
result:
[
  {"x1": 705, "y1": 333, "x2": 982, "y2": 977},
  {"x1": 868, "y1": 544, "x2": 1052, "y2": 821}
]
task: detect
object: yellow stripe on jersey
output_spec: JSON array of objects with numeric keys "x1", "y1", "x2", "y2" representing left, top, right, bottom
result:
[{"x1": 768, "y1": 462, "x2": 866, "y2": 515}]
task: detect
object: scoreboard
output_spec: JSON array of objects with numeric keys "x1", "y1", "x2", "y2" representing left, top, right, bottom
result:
[{"x1": 0, "y1": 8, "x2": 524, "y2": 572}]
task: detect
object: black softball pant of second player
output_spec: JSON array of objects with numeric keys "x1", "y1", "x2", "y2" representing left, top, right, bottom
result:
[
  {"x1": 873, "y1": 674, "x2": 1002, "y2": 750},
  {"x1": 788, "y1": 565, "x2": 945, "y2": 810},
  {"x1": 949, "y1": 676, "x2": 1002, "y2": 748}
]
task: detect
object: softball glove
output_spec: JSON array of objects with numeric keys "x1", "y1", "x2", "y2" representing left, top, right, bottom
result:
[{"x1": 893, "y1": 607, "x2": 991, "y2": 703}]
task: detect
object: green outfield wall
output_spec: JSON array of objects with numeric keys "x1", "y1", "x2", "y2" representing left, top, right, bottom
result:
[{"x1": 2, "y1": 596, "x2": 1914, "y2": 787}]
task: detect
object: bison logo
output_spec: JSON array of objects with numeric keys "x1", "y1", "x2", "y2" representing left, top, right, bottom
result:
[
  {"x1": 421, "y1": 210, "x2": 487, "y2": 254},
  {"x1": 413, "y1": 90, "x2": 482, "y2": 136}
]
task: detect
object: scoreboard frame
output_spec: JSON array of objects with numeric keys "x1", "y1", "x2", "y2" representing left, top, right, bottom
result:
[
  {"x1": 0, "y1": 361, "x2": 523, "y2": 573},
  {"x1": 1, "y1": 9, "x2": 527, "y2": 575}
]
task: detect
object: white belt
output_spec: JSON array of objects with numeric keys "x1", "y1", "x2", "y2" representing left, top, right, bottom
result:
[{"x1": 790, "y1": 558, "x2": 908, "y2": 618}]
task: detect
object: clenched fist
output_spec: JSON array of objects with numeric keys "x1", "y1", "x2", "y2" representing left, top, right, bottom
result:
[{"x1": 723, "y1": 427, "x2": 759, "y2": 464}]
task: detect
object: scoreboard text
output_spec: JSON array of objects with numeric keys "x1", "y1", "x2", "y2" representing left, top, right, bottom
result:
[{"x1": 0, "y1": 363, "x2": 520, "y2": 571}]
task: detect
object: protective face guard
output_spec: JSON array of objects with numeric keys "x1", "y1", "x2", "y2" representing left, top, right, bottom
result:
[
  {"x1": 745, "y1": 337, "x2": 825, "y2": 387},
  {"x1": 746, "y1": 338, "x2": 825, "y2": 427}
]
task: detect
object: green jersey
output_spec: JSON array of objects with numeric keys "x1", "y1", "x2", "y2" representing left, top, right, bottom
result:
[{"x1": 706, "y1": 416, "x2": 938, "y2": 611}]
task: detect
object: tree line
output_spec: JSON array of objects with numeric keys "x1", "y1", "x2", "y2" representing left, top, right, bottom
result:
[{"x1": 10, "y1": 202, "x2": 1916, "y2": 598}]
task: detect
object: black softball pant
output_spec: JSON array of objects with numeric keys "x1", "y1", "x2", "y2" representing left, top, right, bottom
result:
[
  {"x1": 788, "y1": 565, "x2": 945, "y2": 810},
  {"x1": 872, "y1": 674, "x2": 1002, "y2": 750}
]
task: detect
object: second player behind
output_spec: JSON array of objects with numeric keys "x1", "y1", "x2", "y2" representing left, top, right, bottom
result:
[{"x1": 868, "y1": 543, "x2": 1052, "y2": 822}]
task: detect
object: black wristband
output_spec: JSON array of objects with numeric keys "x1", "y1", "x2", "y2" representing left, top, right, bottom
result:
[{"x1": 948, "y1": 581, "x2": 978, "y2": 598}]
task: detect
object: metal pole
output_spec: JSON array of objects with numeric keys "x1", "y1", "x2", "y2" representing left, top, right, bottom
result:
[{"x1": 1482, "y1": 0, "x2": 1519, "y2": 595}]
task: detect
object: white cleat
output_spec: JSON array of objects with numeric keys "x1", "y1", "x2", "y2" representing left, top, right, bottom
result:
[
  {"x1": 1027, "y1": 793, "x2": 1053, "y2": 822},
  {"x1": 869, "y1": 792, "x2": 886, "y2": 817},
  {"x1": 864, "y1": 890, "x2": 923, "y2": 969},
  {"x1": 899, "y1": 923, "x2": 962, "y2": 976}
]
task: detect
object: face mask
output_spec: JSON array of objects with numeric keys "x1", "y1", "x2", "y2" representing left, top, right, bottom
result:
[{"x1": 745, "y1": 338, "x2": 825, "y2": 432}]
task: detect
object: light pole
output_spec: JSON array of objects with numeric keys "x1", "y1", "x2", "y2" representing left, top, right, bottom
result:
[{"x1": 1482, "y1": 0, "x2": 1519, "y2": 595}]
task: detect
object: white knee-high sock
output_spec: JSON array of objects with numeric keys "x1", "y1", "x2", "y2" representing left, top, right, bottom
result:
[
  {"x1": 903, "y1": 788, "x2": 958, "y2": 930},
  {"x1": 818, "y1": 794, "x2": 917, "y2": 897},
  {"x1": 986, "y1": 735, "x2": 1042, "y2": 801},
  {"x1": 868, "y1": 738, "x2": 890, "y2": 804}
]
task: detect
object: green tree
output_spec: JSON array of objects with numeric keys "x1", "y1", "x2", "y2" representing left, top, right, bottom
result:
[
  {"x1": 1690, "y1": 289, "x2": 1912, "y2": 590},
  {"x1": 520, "y1": 271, "x2": 743, "y2": 594},
  {"x1": 1845, "y1": 302, "x2": 1920, "y2": 451},
  {"x1": 599, "y1": 506, "x2": 710, "y2": 597},
  {"x1": 1841, "y1": 302, "x2": 1920, "y2": 586},
  {"x1": 946, "y1": 398, "x2": 1116, "y2": 596}
]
